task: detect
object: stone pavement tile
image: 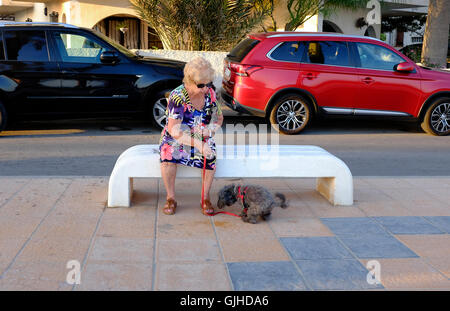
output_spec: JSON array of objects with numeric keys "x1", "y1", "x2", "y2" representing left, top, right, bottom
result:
[
  {"x1": 15, "y1": 237, "x2": 92, "y2": 265},
  {"x1": 0, "y1": 178, "x2": 30, "y2": 207},
  {"x1": 212, "y1": 217, "x2": 275, "y2": 239},
  {"x1": 424, "y1": 217, "x2": 450, "y2": 234},
  {"x1": 104, "y1": 204, "x2": 156, "y2": 220},
  {"x1": 0, "y1": 238, "x2": 27, "y2": 274},
  {"x1": 269, "y1": 217, "x2": 334, "y2": 237},
  {"x1": 405, "y1": 177, "x2": 450, "y2": 189},
  {"x1": 76, "y1": 262, "x2": 152, "y2": 291},
  {"x1": 0, "y1": 178, "x2": 71, "y2": 219},
  {"x1": 157, "y1": 216, "x2": 216, "y2": 240},
  {"x1": 0, "y1": 261, "x2": 73, "y2": 291},
  {"x1": 88, "y1": 237, "x2": 153, "y2": 264},
  {"x1": 394, "y1": 235, "x2": 450, "y2": 258},
  {"x1": 320, "y1": 217, "x2": 388, "y2": 237},
  {"x1": 400, "y1": 201, "x2": 450, "y2": 216},
  {"x1": 338, "y1": 234, "x2": 419, "y2": 259},
  {"x1": 423, "y1": 188, "x2": 450, "y2": 206},
  {"x1": 280, "y1": 237, "x2": 353, "y2": 260},
  {"x1": 128, "y1": 178, "x2": 159, "y2": 208},
  {"x1": 424, "y1": 257, "x2": 450, "y2": 279},
  {"x1": 0, "y1": 216, "x2": 43, "y2": 239},
  {"x1": 50, "y1": 178, "x2": 107, "y2": 217},
  {"x1": 362, "y1": 177, "x2": 415, "y2": 190},
  {"x1": 356, "y1": 201, "x2": 415, "y2": 217},
  {"x1": 227, "y1": 261, "x2": 308, "y2": 291},
  {"x1": 360, "y1": 258, "x2": 450, "y2": 290},
  {"x1": 96, "y1": 211, "x2": 155, "y2": 239},
  {"x1": 31, "y1": 213, "x2": 100, "y2": 240},
  {"x1": 300, "y1": 192, "x2": 366, "y2": 218},
  {"x1": 269, "y1": 191, "x2": 316, "y2": 219},
  {"x1": 219, "y1": 235, "x2": 290, "y2": 263},
  {"x1": 373, "y1": 216, "x2": 445, "y2": 235},
  {"x1": 157, "y1": 238, "x2": 222, "y2": 263},
  {"x1": 285, "y1": 178, "x2": 319, "y2": 191},
  {"x1": 155, "y1": 262, "x2": 230, "y2": 291},
  {"x1": 295, "y1": 259, "x2": 384, "y2": 290}
]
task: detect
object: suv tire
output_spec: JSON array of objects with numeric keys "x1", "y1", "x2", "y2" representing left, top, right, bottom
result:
[
  {"x1": 421, "y1": 97, "x2": 450, "y2": 136},
  {"x1": 151, "y1": 89, "x2": 171, "y2": 129},
  {"x1": 269, "y1": 93, "x2": 311, "y2": 135},
  {"x1": 0, "y1": 102, "x2": 7, "y2": 133}
]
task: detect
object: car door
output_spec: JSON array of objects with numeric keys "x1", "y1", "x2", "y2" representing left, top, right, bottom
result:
[
  {"x1": 1, "y1": 29, "x2": 61, "y2": 115},
  {"x1": 298, "y1": 40, "x2": 358, "y2": 112},
  {"x1": 50, "y1": 29, "x2": 139, "y2": 114},
  {"x1": 352, "y1": 41, "x2": 422, "y2": 116}
]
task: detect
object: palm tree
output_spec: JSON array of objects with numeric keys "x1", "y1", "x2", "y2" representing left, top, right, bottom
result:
[
  {"x1": 283, "y1": 0, "x2": 369, "y2": 31},
  {"x1": 421, "y1": 0, "x2": 449, "y2": 68},
  {"x1": 130, "y1": 0, "x2": 273, "y2": 51}
]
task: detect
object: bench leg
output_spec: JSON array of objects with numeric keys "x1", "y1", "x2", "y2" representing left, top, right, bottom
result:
[
  {"x1": 108, "y1": 176, "x2": 134, "y2": 208},
  {"x1": 316, "y1": 177, "x2": 353, "y2": 206}
]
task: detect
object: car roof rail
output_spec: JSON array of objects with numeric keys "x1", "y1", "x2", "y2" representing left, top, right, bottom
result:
[{"x1": 0, "y1": 21, "x2": 79, "y2": 29}]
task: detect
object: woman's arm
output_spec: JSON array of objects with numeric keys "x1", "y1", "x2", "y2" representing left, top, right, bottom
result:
[{"x1": 167, "y1": 118, "x2": 213, "y2": 156}]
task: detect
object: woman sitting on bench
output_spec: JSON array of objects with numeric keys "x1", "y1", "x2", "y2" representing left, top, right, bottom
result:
[{"x1": 159, "y1": 57, "x2": 223, "y2": 216}]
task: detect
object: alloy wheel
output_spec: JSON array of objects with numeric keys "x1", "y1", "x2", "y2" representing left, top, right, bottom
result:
[
  {"x1": 430, "y1": 102, "x2": 450, "y2": 134},
  {"x1": 153, "y1": 97, "x2": 167, "y2": 129},
  {"x1": 276, "y1": 99, "x2": 307, "y2": 131}
]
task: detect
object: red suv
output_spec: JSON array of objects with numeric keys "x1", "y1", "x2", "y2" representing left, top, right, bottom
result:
[{"x1": 221, "y1": 32, "x2": 450, "y2": 136}]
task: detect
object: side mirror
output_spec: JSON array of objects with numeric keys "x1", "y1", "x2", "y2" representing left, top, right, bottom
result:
[
  {"x1": 100, "y1": 51, "x2": 119, "y2": 64},
  {"x1": 395, "y1": 62, "x2": 414, "y2": 72}
]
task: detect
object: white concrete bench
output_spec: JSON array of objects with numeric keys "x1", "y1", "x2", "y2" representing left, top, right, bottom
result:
[{"x1": 107, "y1": 144, "x2": 353, "y2": 207}]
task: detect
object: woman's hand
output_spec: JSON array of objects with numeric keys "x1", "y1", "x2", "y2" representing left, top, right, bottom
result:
[{"x1": 201, "y1": 142, "x2": 214, "y2": 159}]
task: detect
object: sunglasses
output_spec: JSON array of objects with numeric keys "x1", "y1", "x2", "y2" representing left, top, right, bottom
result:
[{"x1": 196, "y1": 82, "x2": 214, "y2": 89}]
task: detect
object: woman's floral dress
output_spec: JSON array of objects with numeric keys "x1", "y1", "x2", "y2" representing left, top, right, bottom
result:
[{"x1": 159, "y1": 84, "x2": 222, "y2": 170}]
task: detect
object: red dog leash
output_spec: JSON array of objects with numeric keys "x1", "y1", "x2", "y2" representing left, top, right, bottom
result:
[{"x1": 200, "y1": 143, "x2": 246, "y2": 217}]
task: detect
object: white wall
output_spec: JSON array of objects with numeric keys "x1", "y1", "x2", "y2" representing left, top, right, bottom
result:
[{"x1": 136, "y1": 50, "x2": 228, "y2": 90}]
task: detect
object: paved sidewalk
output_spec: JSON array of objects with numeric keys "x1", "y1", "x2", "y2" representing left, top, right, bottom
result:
[{"x1": 0, "y1": 176, "x2": 449, "y2": 290}]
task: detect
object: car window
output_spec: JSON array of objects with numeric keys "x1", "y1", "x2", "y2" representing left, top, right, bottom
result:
[
  {"x1": 0, "y1": 32, "x2": 4, "y2": 60},
  {"x1": 270, "y1": 41, "x2": 305, "y2": 62},
  {"x1": 356, "y1": 42, "x2": 405, "y2": 71},
  {"x1": 52, "y1": 32, "x2": 107, "y2": 63},
  {"x1": 227, "y1": 38, "x2": 260, "y2": 62},
  {"x1": 4, "y1": 30, "x2": 49, "y2": 61},
  {"x1": 304, "y1": 41, "x2": 350, "y2": 66}
]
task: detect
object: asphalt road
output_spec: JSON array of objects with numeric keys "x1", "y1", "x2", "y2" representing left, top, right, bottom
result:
[{"x1": 1, "y1": 113, "x2": 449, "y2": 177}]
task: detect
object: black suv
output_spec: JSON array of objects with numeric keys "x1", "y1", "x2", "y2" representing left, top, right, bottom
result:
[{"x1": 0, "y1": 22, "x2": 185, "y2": 133}]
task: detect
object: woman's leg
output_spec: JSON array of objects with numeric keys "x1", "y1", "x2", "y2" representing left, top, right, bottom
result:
[
  {"x1": 202, "y1": 167, "x2": 216, "y2": 202},
  {"x1": 161, "y1": 162, "x2": 177, "y2": 200}
]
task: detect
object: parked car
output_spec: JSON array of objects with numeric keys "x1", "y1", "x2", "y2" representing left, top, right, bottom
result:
[
  {"x1": 221, "y1": 32, "x2": 450, "y2": 136},
  {"x1": 399, "y1": 42, "x2": 450, "y2": 68},
  {"x1": 0, "y1": 22, "x2": 185, "y2": 133}
]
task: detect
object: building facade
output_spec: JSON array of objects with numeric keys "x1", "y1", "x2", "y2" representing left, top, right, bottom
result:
[{"x1": 0, "y1": 0, "x2": 429, "y2": 50}]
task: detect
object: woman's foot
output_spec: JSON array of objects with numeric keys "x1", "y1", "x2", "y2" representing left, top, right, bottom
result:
[
  {"x1": 201, "y1": 199, "x2": 214, "y2": 216},
  {"x1": 163, "y1": 198, "x2": 177, "y2": 215}
]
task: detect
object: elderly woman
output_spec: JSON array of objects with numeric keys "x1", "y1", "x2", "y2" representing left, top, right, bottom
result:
[{"x1": 159, "y1": 57, "x2": 224, "y2": 216}]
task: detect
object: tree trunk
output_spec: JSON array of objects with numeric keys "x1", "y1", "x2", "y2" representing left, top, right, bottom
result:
[{"x1": 421, "y1": 0, "x2": 450, "y2": 67}]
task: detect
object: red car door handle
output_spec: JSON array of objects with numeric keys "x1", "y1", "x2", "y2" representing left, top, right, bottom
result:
[
  {"x1": 305, "y1": 72, "x2": 315, "y2": 80},
  {"x1": 362, "y1": 77, "x2": 374, "y2": 84}
]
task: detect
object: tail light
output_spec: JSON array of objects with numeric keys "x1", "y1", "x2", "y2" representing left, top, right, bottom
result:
[{"x1": 229, "y1": 63, "x2": 263, "y2": 77}]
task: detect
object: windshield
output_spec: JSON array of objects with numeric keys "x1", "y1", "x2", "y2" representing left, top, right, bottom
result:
[{"x1": 88, "y1": 28, "x2": 138, "y2": 59}]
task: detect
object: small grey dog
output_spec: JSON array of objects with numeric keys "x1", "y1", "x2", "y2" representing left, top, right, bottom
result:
[{"x1": 217, "y1": 184, "x2": 288, "y2": 224}]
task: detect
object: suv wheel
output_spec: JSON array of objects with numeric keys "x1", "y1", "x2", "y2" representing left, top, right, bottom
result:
[
  {"x1": 0, "y1": 102, "x2": 7, "y2": 133},
  {"x1": 151, "y1": 90, "x2": 171, "y2": 129},
  {"x1": 421, "y1": 97, "x2": 450, "y2": 136},
  {"x1": 269, "y1": 94, "x2": 311, "y2": 134}
]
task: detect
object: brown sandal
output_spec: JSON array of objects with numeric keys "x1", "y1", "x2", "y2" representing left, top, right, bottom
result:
[
  {"x1": 201, "y1": 199, "x2": 214, "y2": 216},
  {"x1": 163, "y1": 198, "x2": 177, "y2": 215}
]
